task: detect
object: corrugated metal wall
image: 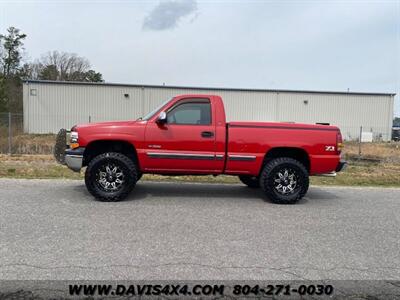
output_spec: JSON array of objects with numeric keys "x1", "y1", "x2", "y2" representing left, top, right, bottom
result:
[{"x1": 23, "y1": 81, "x2": 394, "y2": 141}]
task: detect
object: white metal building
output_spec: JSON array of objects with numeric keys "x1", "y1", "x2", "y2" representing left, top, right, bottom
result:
[{"x1": 23, "y1": 80, "x2": 395, "y2": 141}]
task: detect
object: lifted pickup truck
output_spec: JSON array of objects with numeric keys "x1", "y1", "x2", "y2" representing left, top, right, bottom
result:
[{"x1": 55, "y1": 94, "x2": 346, "y2": 204}]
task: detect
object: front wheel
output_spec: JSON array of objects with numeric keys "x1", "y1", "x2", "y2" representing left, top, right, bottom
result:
[
  {"x1": 260, "y1": 157, "x2": 309, "y2": 204},
  {"x1": 136, "y1": 173, "x2": 143, "y2": 181},
  {"x1": 238, "y1": 175, "x2": 260, "y2": 188},
  {"x1": 85, "y1": 152, "x2": 138, "y2": 202}
]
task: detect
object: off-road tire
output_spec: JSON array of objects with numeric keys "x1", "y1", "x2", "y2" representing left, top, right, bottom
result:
[
  {"x1": 260, "y1": 157, "x2": 309, "y2": 204},
  {"x1": 85, "y1": 152, "x2": 137, "y2": 202},
  {"x1": 239, "y1": 175, "x2": 260, "y2": 188}
]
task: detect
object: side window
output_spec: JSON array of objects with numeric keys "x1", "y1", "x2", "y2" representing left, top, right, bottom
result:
[{"x1": 167, "y1": 101, "x2": 211, "y2": 125}]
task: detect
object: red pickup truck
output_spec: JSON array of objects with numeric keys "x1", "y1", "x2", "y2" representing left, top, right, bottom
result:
[{"x1": 55, "y1": 94, "x2": 346, "y2": 204}]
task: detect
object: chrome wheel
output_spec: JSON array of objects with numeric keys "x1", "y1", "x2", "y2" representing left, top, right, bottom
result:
[
  {"x1": 96, "y1": 163, "x2": 125, "y2": 192},
  {"x1": 273, "y1": 168, "x2": 298, "y2": 195}
]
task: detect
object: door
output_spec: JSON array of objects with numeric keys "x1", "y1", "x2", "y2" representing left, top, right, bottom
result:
[{"x1": 143, "y1": 98, "x2": 218, "y2": 173}]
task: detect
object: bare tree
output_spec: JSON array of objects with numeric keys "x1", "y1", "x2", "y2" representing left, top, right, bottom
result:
[
  {"x1": 39, "y1": 51, "x2": 89, "y2": 81},
  {"x1": 28, "y1": 51, "x2": 103, "y2": 82},
  {"x1": 0, "y1": 40, "x2": 3, "y2": 69},
  {"x1": 0, "y1": 26, "x2": 104, "y2": 112}
]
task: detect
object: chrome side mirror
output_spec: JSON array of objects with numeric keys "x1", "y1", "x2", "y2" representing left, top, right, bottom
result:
[{"x1": 156, "y1": 111, "x2": 167, "y2": 124}]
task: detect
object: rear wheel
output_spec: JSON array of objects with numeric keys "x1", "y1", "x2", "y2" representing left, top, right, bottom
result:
[
  {"x1": 238, "y1": 175, "x2": 260, "y2": 188},
  {"x1": 260, "y1": 157, "x2": 309, "y2": 204},
  {"x1": 85, "y1": 152, "x2": 137, "y2": 202}
]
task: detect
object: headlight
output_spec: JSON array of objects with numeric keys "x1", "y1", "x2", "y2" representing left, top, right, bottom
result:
[{"x1": 70, "y1": 131, "x2": 79, "y2": 149}]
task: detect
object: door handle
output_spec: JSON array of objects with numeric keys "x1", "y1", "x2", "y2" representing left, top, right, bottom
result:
[{"x1": 201, "y1": 131, "x2": 214, "y2": 138}]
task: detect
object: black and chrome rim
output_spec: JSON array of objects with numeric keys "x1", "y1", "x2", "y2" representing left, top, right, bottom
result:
[
  {"x1": 273, "y1": 168, "x2": 299, "y2": 195},
  {"x1": 96, "y1": 163, "x2": 125, "y2": 192}
]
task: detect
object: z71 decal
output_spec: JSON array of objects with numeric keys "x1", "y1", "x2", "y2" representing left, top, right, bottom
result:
[{"x1": 325, "y1": 145, "x2": 335, "y2": 151}]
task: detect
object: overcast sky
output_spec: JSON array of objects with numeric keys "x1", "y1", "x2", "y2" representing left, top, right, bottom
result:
[{"x1": 1, "y1": 0, "x2": 399, "y2": 116}]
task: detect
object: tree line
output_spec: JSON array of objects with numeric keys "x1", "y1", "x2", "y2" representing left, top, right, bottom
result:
[{"x1": 0, "y1": 26, "x2": 103, "y2": 113}]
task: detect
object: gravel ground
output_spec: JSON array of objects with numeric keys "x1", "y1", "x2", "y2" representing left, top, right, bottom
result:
[{"x1": 0, "y1": 178, "x2": 399, "y2": 280}]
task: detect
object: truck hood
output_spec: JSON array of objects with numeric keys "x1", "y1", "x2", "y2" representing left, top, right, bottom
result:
[
  {"x1": 74, "y1": 120, "x2": 137, "y2": 129},
  {"x1": 73, "y1": 120, "x2": 147, "y2": 146}
]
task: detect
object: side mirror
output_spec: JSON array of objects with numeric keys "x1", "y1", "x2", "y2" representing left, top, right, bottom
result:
[{"x1": 156, "y1": 111, "x2": 167, "y2": 124}]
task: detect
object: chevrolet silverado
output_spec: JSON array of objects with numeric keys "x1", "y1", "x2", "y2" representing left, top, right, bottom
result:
[{"x1": 55, "y1": 94, "x2": 346, "y2": 204}]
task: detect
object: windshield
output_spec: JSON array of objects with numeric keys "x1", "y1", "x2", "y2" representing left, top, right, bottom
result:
[{"x1": 142, "y1": 98, "x2": 172, "y2": 121}]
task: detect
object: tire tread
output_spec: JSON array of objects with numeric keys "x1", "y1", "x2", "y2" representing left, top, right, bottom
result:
[
  {"x1": 260, "y1": 157, "x2": 309, "y2": 204},
  {"x1": 85, "y1": 152, "x2": 137, "y2": 202}
]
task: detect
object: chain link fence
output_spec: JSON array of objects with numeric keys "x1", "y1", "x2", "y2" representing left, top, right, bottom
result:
[
  {"x1": 341, "y1": 126, "x2": 392, "y2": 143},
  {"x1": 0, "y1": 113, "x2": 55, "y2": 155},
  {"x1": 0, "y1": 112, "x2": 397, "y2": 155}
]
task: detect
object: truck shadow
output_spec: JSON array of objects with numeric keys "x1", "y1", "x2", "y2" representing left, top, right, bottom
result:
[
  {"x1": 132, "y1": 182, "x2": 265, "y2": 202},
  {"x1": 120, "y1": 182, "x2": 339, "y2": 204},
  {"x1": 73, "y1": 182, "x2": 340, "y2": 204}
]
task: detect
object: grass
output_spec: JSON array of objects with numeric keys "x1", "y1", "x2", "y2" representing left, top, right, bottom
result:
[
  {"x1": 342, "y1": 141, "x2": 400, "y2": 163},
  {"x1": 1, "y1": 141, "x2": 400, "y2": 187},
  {"x1": 0, "y1": 154, "x2": 240, "y2": 183},
  {"x1": 310, "y1": 161, "x2": 400, "y2": 187},
  {"x1": 0, "y1": 131, "x2": 56, "y2": 154},
  {"x1": 0, "y1": 155, "x2": 82, "y2": 179}
]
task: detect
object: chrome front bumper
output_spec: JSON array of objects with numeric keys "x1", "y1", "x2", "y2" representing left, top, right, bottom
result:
[{"x1": 64, "y1": 148, "x2": 85, "y2": 172}]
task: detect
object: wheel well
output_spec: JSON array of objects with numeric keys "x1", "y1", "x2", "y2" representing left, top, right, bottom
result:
[
  {"x1": 83, "y1": 140, "x2": 138, "y2": 167},
  {"x1": 262, "y1": 147, "x2": 310, "y2": 172}
]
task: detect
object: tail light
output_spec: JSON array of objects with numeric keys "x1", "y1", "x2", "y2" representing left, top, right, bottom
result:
[{"x1": 336, "y1": 130, "x2": 343, "y2": 154}]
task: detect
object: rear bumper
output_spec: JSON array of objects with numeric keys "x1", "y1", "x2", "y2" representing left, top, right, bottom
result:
[
  {"x1": 315, "y1": 159, "x2": 347, "y2": 177},
  {"x1": 65, "y1": 148, "x2": 85, "y2": 172},
  {"x1": 336, "y1": 160, "x2": 347, "y2": 172}
]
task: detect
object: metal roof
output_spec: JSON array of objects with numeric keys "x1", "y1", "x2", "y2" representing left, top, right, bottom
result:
[{"x1": 24, "y1": 80, "x2": 396, "y2": 97}]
